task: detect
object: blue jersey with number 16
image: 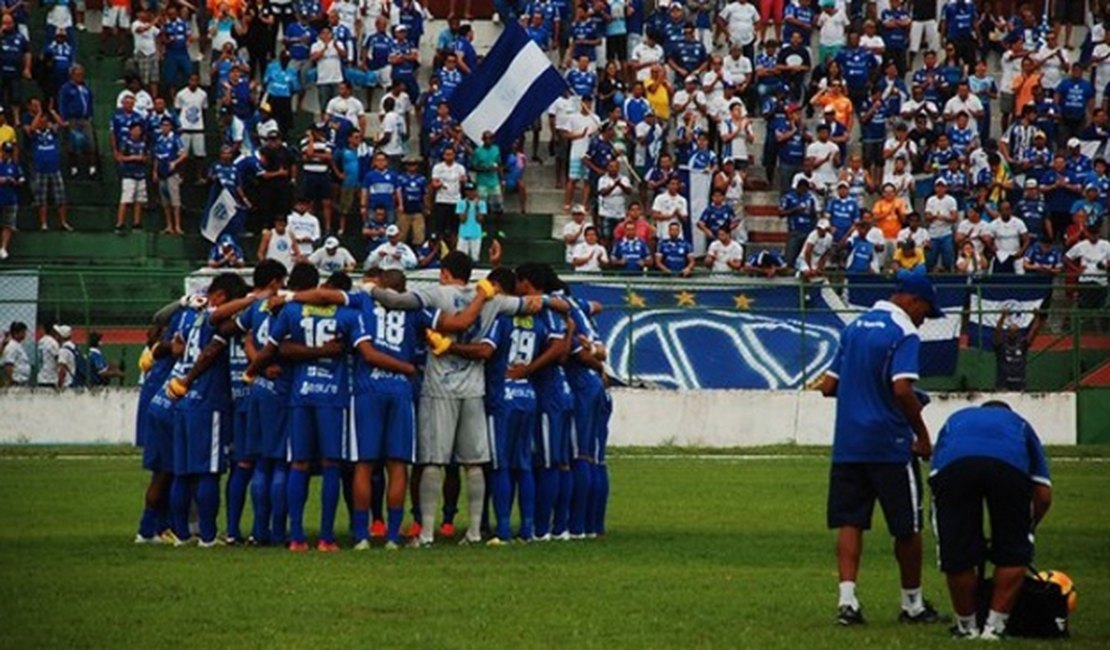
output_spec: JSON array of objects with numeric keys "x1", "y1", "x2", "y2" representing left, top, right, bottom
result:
[{"x1": 266, "y1": 302, "x2": 363, "y2": 407}]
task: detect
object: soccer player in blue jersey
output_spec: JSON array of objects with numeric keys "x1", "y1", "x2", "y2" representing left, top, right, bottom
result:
[
  {"x1": 134, "y1": 300, "x2": 195, "y2": 544},
  {"x1": 544, "y1": 271, "x2": 609, "y2": 539},
  {"x1": 164, "y1": 273, "x2": 250, "y2": 547},
  {"x1": 819, "y1": 271, "x2": 944, "y2": 626},
  {"x1": 235, "y1": 262, "x2": 294, "y2": 545},
  {"x1": 471, "y1": 267, "x2": 539, "y2": 545},
  {"x1": 243, "y1": 263, "x2": 362, "y2": 552},
  {"x1": 512, "y1": 264, "x2": 575, "y2": 541},
  {"x1": 199, "y1": 260, "x2": 289, "y2": 545}
]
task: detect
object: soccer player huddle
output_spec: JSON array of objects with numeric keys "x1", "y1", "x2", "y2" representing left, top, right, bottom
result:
[{"x1": 132, "y1": 252, "x2": 611, "y2": 551}]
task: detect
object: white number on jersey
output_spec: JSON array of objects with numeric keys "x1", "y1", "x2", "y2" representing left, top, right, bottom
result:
[
  {"x1": 300, "y1": 317, "x2": 338, "y2": 347},
  {"x1": 509, "y1": 329, "x2": 537, "y2": 366},
  {"x1": 373, "y1": 306, "x2": 406, "y2": 347}
]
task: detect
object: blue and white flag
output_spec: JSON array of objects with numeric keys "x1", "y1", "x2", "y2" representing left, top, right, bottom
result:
[
  {"x1": 965, "y1": 274, "x2": 1053, "y2": 350},
  {"x1": 448, "y1": 23, "x2": 569, "y2": 149},
  {"x1": 836, "y1": 274, "x2": 967, "y2": 376},
  {"x1": 200, "y1": 187, "x2": 239, "y2": 243}
]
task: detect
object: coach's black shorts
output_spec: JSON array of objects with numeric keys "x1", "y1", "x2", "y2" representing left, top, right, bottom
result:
[
  {"x1": 827, "y1": 460, "x2": 923, "y2": 538},
  {"x1": 929, "y1": 457, "x2": 1034, "y2": 573}
]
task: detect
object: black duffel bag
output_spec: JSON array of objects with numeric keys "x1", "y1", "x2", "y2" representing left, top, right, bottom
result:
[{"x1": 978, "y1": 567, "x2": 1071, "y2": 639}]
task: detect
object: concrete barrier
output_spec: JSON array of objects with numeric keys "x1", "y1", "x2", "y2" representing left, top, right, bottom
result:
[{"x1": 0, "y1": 388, "x2": 1077, "y2": 446}]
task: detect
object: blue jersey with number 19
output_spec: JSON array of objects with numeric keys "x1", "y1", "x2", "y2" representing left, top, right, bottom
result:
[
  {"x1": 344, "y1": 291, "x2": 438, "y2": 395},
  {"x1": 266, "y1": 302, "x2": 364, "y2": 407},
  {"x1": 504, "y1": 312, "x2": 551, "y2": 411}
]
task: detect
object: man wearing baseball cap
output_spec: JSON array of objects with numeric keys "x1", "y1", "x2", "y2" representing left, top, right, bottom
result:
[
  {"x1": 307, "y1": 235, "x2": 356, "y2": 274},
  {"x1": 366, "y1": 224, "x2": 417, "y2": 271},
  {"x1": 821, "y1": 269, "x2": 945, "y2": 626}
]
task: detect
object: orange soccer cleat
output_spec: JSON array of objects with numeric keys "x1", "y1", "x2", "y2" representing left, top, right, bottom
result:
[
  {"x1": 316, "y1": 540, "x2": 341, "y2": 553},
  {"x1": 370, "y1": 520, "x2": 386, "y2": 539},
  {"x1": 288, "y1": 541, "x2": 309, "y2": 553}
]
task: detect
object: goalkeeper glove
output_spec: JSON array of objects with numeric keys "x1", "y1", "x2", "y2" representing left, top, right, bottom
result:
[
  {"x1": 425, "y1": 329, "x2": 452, "y2": 357},
  {"x1": 476, "y1": 278, "x2": 498, "y2": 299},
  {"x1": 138, "y1": 348, "x2": 155, "y2": 373},
  {"x1": 166, "y1": 377, "x2": 188, "y2": 399}
]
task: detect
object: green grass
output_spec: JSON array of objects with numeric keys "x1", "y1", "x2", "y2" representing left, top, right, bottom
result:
[{"x1": 1, "y1": 453, "x2": 1108, "y2": 648}]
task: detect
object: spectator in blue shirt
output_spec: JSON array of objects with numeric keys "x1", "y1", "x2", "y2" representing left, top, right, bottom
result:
[
  {"x1": 655, "y1": 221, "x2": 695, "y2": 275},
  {"x1": 1055, "y1": 64, "x2": 1095, "y2": 144},
  {"x1": 396, "y1": 157, "x2": 429, "y2": 244},
  {"x1": 929, "y1": 402, "x2": 1052, "y2": 640},
  {"x1": 939, "y1": 0, "x2": 977, "y2": 68},
  {"x1": 0, "y1": 14, "x2": 29, "y2": 119},
  {"x1": 780, "y1": 176, "x2": 818, "y2": 266},
  {"x1": 161, "y1": 5, "x2": 193, "y2": 97},
  {"x1": 610, "y1": 227, "x2": 652, "y2": 272},
  {"x1": 774, "y1": 104, "x2": 807, "y2": 193},
  {"x1": 880, "y1": 0, "x2": 911, "y2": 74},
  {"x1": 667, "y1": 24, "x2": 708, "y2": 83},
  {"x1": 28, "y1": 108, "x2": 70, "y2": 232},
  {"x1": 820, "y1": 271, "x2": 944, "y2": 627},
  {"x1": 0, "y1": 140, "x2": 24, "y2": 260},
  {"x1": 86, "y1": 332, "x2": 125, "y2": 386},
  {"x1": 57, "y1": 65, "x2": 97, "y2": 179},
  {"x1": 208, "y1": 234, "x2": 247, "y2": 268},
  {"x1": 114, "y1": 123, "x2": 149, "y2": 234}
]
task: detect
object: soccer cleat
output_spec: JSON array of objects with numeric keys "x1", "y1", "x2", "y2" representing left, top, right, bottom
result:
[
  {"x1": 837, "y1": 604, "x2": 866, "y2": 626},
  {"x1": 586, "y1": 533, "x2": 598, "y2": 540},
  {"x1": 158, "y1": 529, "x2": 181, "y2": 545},
  {"x1": 949, "y1": 625, "x2": 979, "y2": 640},
  {"x1": 569, "y1": 534, "x2": 587, "y2": 541},
  {"x1": 405, "y1": 522, "x2": 422, "y2": 538},
  {"x1": 173, "y1": 536, "x2": 197, "y2": 548},
  {"x1": 458, "y1": 534, "x2": 482, "y2": 546},
  {"x1": 408, "y1": 536, "x2": 433, "y2": 549},
  {"x1": 535, "y1": 533, "x2": 552, "y2": 542},
  {"x1": 384, "y1": 540, "x2": 401, "y2": 551},
  {"x1": 553, "y1": 531, "x2": 571, "y2": 541},
  {"x1": 288, "y1": 540, "x2": 310, "y2": 553},
  {"x1": 370, "y1": 520, "x2": 386, "y2": 539},
  {"x1": 224, "y1": 537, "x2": 242, "y2": 547},
  {"x1": 198, "y1": 538, "x2": 226, "y2": 549},
  {"x1": 439, "y1": 522, "x2": 456, "y2": 538},
  {"x1": 978, "y1": 627, "x2": 1004, "y2": 641},
  {"x1": 485, "y1": 537, "x2": 508, "y2": 547},
  {"x1": 899, "y1": 600, "x2": 945, "y2": 624},
  {"x1": 133, "y1": 534, "x2": 162, "y2": 545},
  {"x1": 353, "y1": 539, "x2": 371, "y2": 551},
  {"x1": 0, "y1": 248, "x2": 7, "y2": 260},
  {"x1": 316, "y1": 540, "x2": 341, "y2": 553}
]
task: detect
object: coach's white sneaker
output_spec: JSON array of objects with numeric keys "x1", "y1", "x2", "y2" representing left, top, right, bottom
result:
[
  {"x1": 978, "y1": 627, "x2": 1004, "y2": 641},
  {"x1": 569, "y1": 534, "x2": 586, "y2": 541},
  {"x1": 535, "y1": 533, "x2": 552, "y2": 542},
  {"x1": 173, "y1": 536, "x2": 197, "y2": 548},
  {"x1": 198, "y1": 538, "x2": 226, "y2": 549},
  {"x1": 384, "y1": 541, "x2": 401, "y2": 551},
  {"x1": 353, "y1": 539, "x2": 371, "y2": 551},
  {"x1": 485, "y1": 537, "x2": 508, "y2": 547},
  {"x1": 409, "y1": 536, "x2": 433, "y2": 549},
  {"x1": 553, "y1": 531, "x2": 571, "y2": 541},
  {"x1": 134, "y1": 534, "x2": 162, "y2": 545}
]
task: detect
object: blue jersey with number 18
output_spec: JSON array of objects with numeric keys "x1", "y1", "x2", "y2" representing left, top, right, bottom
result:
[
  {"x1": 266, "y1": 301, "x2": 363, "y2": 407},
  {"x1": 344, "y1": 291, "x2": 438, "y2": 395}
]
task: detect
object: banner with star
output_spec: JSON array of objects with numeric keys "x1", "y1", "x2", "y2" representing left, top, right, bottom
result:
[{"x1": 568, "y1": 277, "x2": 969, "y2": 390}]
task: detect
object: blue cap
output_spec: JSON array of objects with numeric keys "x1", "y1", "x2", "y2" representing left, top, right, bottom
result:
[{"x1": 894, "y1": 270, "x2": 944, "y2": 318}]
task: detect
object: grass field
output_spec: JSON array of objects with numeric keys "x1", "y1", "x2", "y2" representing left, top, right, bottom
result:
[{"x1": 1, "y1": 448, "x2": 1108, "y2": 648}]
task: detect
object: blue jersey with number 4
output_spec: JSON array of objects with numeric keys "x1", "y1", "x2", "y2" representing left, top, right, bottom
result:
[{"x1": 267, "y1": 302, "x2": 362, "y2": 407}]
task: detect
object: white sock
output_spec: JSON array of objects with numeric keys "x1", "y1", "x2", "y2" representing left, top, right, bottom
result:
[
  {"x1": 957, "y1": 614, "x2": 979, "y2": 634},
  {"x1": 986, "y1": 610, "x2": 1009, "y2": 634},
  {"x1": 466, "y1": 466, "x2": 485, "y2": 541},
  {"x1": 838, "y1": 581, "x2": 859, "y2": 608},
  {"x1": 419, "y1": 466, "x2": 443, "y2": 542},
  {"x1": 901, "y1": 587, "x2": 923, "y2": 614}
]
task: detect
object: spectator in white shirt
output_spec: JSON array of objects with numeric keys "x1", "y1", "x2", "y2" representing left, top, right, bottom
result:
[
  {"x1": 896, "y1": 212, "x2": 932, "y2": 250},
  {"x1": 1066, "y1": 230, "x2": 1110, "y2": 310},
  {"x1": 1035, "y1": 31, "x2": 1069, "y2": 92},
  {"x1": 130, "y1": 11, "x2": 161, "y2": 96},
  {"x1": 806, "y1": 123, "x2": 841, "y2": 192},
  {"x1": 324, "y1": 81, "x2": 367, "y2": 133},
  {"x1": 984, "y1": 202, "x2": 1030, "y2": 273},
  {"x1": 955, "y1": 206, "x2": 989, "y2": 257},
  {"x1": 431, "y1": 147, "x2": 467, "y2": 245},
  {"x1": 287, "y1": 198, "x2": 322, "y2": 257},
  {"x1": 310, "y1": 26, "x2": 347, "y2": 108},
  {"x1": 797, "y1": 219, "x2": 835, "y2": 279},
  {"x1": 924, "y1": 178, "x2": 959, "y2": 270},
  {"x1": 597, "y1": 160, "x2": 634, "y2": 238},
  {"x1": 366, "y1": 225, "x2": 418, "y2": 270},
  {"x1": 1, "y1": 321, "x2": 30, "y2": 387},
  {"x1": 717, "y1": 0, "x2": 760, "y2": 54},
  {"x1": 36, "y1": 324, "x2": 61, "y2": 387},
  {"x1": 651, "y1": 177, "x2": 689, "y2": 239},
  {"x1": 562, "y1": 204, "x2": 590, "y2": 263},
  {"x1": 706, "y1": 228, "x2": 745, "y2": 273},
  {"x1": 56, "y1": 327, "x2": 79, "y2": 389},
  {"x1": 309, "y1": 236, "x2": 357, "y2": 274},
  {"x1": 943, "y1": 81, "x2": 985, "y2": 134},
  {"x1": 630, "y1": 31, "x2": 664, "y2": 82},
  {"x1": 572, "y1": 226, "x2": 609, "y2": 272}
]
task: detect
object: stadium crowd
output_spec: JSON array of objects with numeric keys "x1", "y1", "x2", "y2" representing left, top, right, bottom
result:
[{"x1": 0, "y1": 0, "x2": 1105, "y2": 298}]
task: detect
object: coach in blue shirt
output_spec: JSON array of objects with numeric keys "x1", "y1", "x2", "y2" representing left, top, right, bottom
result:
[
  {"x1": 929, "y1": 402, "x2": 1052, "y2": 639},
  {"x1": 819, "y1": 271, "x2": 944, "y2": 627}
]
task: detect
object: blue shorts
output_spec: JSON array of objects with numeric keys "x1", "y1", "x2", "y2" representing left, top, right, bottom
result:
[
  {"x1": 349, "y1": 389, "x2": 416, "y2": 463},
  {"x1": 162, "y1": 50, "x2": 193, "y2": 88},
  {"x1": 571, "y1": 383, "x2": 606, "y2": 461},
  {"x1": 247, "y1": 383, "x2": 289, "y2": 460},
  {"x1": 141, "y1": 405, "x2": 175, "y2": 473},
  {"x1": 289, "y1": 405, "x2": 346, "y2": 462},
  {"x1": 301, "y1": 172, "x2": 332, "y2": 202},
  {"x1": 230, "y1": 407, "x2": 251, "y2": 463},
  {"x1": 173, "y1": 408, "x2": 229, "y2": 475},
  {"x1": 489, "y1": 406, "x2": 535, "y2": 471},
  {"x1": 535, "y1": 408, "x2": 573, "y2": 468}
]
